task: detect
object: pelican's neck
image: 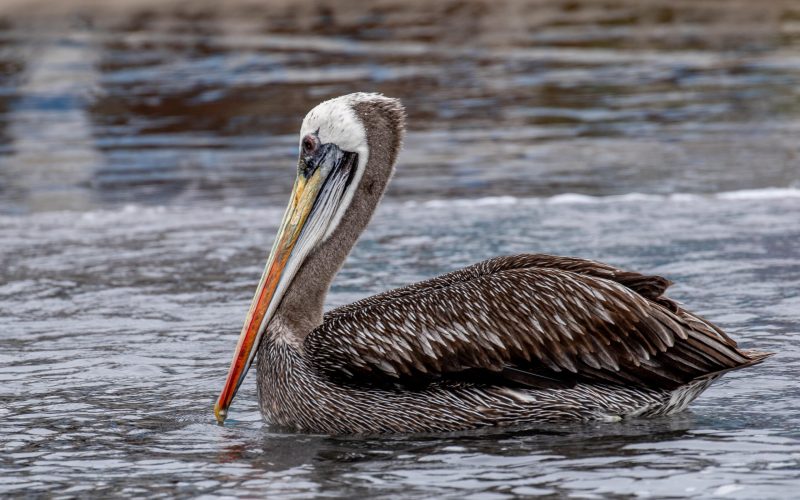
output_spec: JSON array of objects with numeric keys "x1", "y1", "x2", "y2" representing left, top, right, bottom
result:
[
  {"x1": 270, "y1": 100, "x2": 403, "y2": 343},
  {"x1": 271, "y1": 180, "x2": 381, "y2": 341}
]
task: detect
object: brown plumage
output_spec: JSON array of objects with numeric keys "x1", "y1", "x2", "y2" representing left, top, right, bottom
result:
[
  {"x1": 215, "y1": 93, "x2": 771, "y2": 434},
  {"x1": 308, "y1": 254, "x2": 766, "y2": 391}
]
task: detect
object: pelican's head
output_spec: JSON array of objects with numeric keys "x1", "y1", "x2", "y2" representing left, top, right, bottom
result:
[{"x1": 214, "y1": 93, "x2": 405, "y2": 423}]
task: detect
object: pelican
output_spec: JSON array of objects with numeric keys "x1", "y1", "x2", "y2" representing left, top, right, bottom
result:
[{"x1": 214, "y1": 93, "x2": 770, "y2": 434}]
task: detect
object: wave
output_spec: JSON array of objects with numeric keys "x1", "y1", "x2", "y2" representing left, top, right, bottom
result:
[
  {"x1": 405, "y1": 187, "x2": 800, "y2": 208},
  {"x1": 3, "y1": 187, "x2": 798, "y2": 222}
]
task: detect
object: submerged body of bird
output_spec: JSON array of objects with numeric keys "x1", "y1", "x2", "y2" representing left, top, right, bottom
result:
[{"x1": 214, "y1": 93, "x2": 770, "y2": 434}]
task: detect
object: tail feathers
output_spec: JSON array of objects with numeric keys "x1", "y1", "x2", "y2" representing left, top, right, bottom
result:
[
  {"x1": 690, "y1": 348, "x2": 773, "y2": 383},
  {"x1": 635, "y1": 349, "x2": 772, "y2": 418},
  {"x1": 740, "y1": 349, "x2": 774, "y2": 364}
]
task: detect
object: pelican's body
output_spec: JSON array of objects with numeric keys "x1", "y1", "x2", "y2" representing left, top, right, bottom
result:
[{"x1": 215, "y1": 93, "x2": 769, "y2": 434}]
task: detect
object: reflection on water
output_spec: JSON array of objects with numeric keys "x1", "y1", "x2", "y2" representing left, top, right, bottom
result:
[
  {"x1": 3, "y1": 33, "x2": 101, "y2": 211},
  {"x1": 1, "y1": 0, "x2": 800, "y2": 498},
  {"x1": 0, "y1": 0, "x2": 798, "y2": 212}
]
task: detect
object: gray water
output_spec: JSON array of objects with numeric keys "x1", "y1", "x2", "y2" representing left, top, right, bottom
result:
[{"x1": 2, "y1": 1, "x2": 800, "y2": 498}]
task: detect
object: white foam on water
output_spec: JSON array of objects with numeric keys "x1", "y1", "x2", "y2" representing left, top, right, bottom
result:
[
  {"x1": 403, "y1": 187, "x2": 800, "y2": 208},
  {"x1": 2, "y1": 187, "x2": 797, "y2": 225},
  {"x1": 715, "y1": 187, "x2": 800, "y2": 200}
]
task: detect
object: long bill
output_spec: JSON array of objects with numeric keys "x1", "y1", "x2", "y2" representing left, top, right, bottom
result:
[{"x1": 213, "y1": 173, "x2": 324, "y2": 424}]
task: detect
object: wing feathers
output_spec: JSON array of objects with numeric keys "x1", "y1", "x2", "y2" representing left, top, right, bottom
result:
[{"x1": 306, "y1": 254, "x2": 766, "y2": 391}]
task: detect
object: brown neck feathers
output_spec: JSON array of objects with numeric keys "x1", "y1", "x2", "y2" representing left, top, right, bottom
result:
[{"x1": 272, "y1": 97, "x2": 406, "y2": 341}]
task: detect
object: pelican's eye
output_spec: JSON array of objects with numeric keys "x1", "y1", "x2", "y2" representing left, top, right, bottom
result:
[{"x1": 301, "y1": 135, "x2": 317, "y2": 156}]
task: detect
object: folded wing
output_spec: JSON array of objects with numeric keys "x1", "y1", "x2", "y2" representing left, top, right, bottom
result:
[{"x1": 305, "y1": 255, "x2": 767, "y2": 390}]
